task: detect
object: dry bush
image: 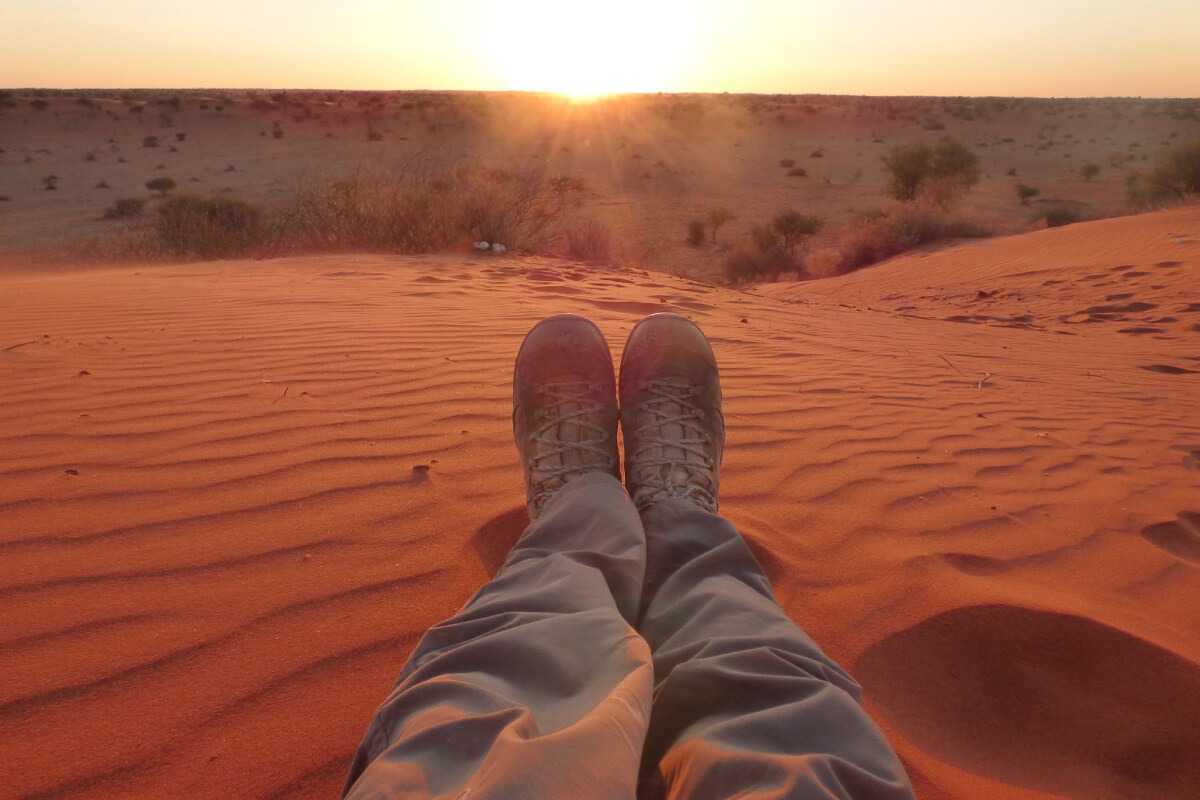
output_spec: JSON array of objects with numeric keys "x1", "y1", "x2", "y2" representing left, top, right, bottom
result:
[
  {"x1": 834, "y1": 200, "x2": 991, "y2": 274},
  {"x1": 724, "y1": 210, "x2": 822, "y2": 284},
  {"x1": 686, "y1": 219, "x2": 706, "y2": 246},
  {"x1": 564, "y1": 218, "x2": 613, "y2": 262},
  {"x1": 157, "y1": 195, "x2": 263, "y2": 258},
  {"x1": 103, "y1": 197, "x2": 145, "y2": 219},
  {"x1": 270, "y1": 162, "x2": 569, "y2": 255}
]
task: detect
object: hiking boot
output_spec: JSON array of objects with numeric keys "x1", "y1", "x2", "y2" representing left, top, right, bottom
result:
[
  {"x1": 513, "y1": 314, "x2": 621, "y2": 519},
  {"x1": 619, "y1": 313, "x2": 724, "y2": 513}
]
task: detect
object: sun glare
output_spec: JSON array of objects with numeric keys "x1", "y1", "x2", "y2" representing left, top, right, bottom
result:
[{"x1": 485, "y1": 0, "x2": 691, "y2": 97}]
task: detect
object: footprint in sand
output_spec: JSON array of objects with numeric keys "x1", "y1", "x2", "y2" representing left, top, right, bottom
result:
[
  {"x1": 1140, "y1": 512, "x2": 1200, "y2": 564},
  {"x1": 857, "y1": 604, "x2": 1200, "y2": 799}
]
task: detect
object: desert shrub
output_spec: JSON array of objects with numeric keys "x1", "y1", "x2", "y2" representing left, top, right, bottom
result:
[
  {"x1": 157, "y1": 195, "x2": 263, "y2": 258},
  {"x1": 30, "y1": 99, "x2": 49, "y2": 111},
  {"x1": 176, "y1": 132, "x2": 187, "y2": 142},
  {"x1": 686, "y1": 219, "x2": 706, "y2": 246},
  {"x1": 146, "y1": 177, "x2": 176, "y2": 197},
  {"x1": 786, "y1": 167, "x2": 808, "y2": 177},
  {"x1": 837, "y1": 200, "x2": 991, "y2": 273},
  {"x1": 882, "y1": 137, "x2": 980, "y2": 203},
  {"x1": 142, "y1": 136, "x2": 159, "y2": 148},
  {"x1": 1143, "y1": 138, "x2": 1200, "y2": 203},
  {"x1": 706, "y1": 207, "x2": 735, "y2": 243},
  {"x1": 104, "y1": 197, "x2": 145, "y2": 219},
  {"x1": 1042, "y1": 205, "x2": 1082, "y2": 227},
  {"x1": 769, "y1": 210, "x2": 823, "y2": 253},
  {"x1": 1079, "y1": 161, "x2": 1101, "y2": 181},
  {"x1": 780, "y1": 158, "x2": 796, "y2": 168},
  {"x1": 723, "y1": 210, "x2": 822, "y2": 283},
  {"x1": 564, "y1": 218, "x2": 613, "y2": 262},
  {"x1": 271, "y1": 162, "x2": 568, "y2": 255},
  {"x1": 367, "y1": 130, "x2": 383, "y2": 142},
  {"x1": 1016, "y1": 183, "x2": 1039, "y2": 205},
  {"x1": 272, "y1": 128, "x2": 284, "y2": 139},
  {"x1": 724, "y1": 240, "x2": 794, "y2": 284},
  {"x1": 810, "y1": 146, "x2": 824, "y2": 158}
]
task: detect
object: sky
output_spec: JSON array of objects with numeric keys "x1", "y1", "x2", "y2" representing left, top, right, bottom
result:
[{"x1": 3, "y1": 0, "x2": 1198, "y2": 97}]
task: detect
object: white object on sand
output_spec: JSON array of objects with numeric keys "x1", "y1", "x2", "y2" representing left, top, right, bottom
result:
[
  {"x1": 492, "y1": 243, "x2": 507, "y2": 254},
  {"x1": 474, "y1": 241, "x2": 490, "y2": 250}
]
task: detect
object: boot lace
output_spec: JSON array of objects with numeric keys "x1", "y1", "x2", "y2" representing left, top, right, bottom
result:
[
  {"x1": 526, "y1": 380, "x2": 615, "y2": 513},
  {"x1": 628, "y1": 378, "x2": 717, "y2": 512}
]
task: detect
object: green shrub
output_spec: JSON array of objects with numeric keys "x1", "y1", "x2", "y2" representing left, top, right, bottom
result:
[
  {"x1": 882, "y1": 137, "x2": 980, "y2": 202},
  {"x1": 723, "y1": 210, "x2": 822, "y2": 284},
  {"x1": 104, "y1": 197, "x2": 146, "y2": 219},
  {"x1": 157, "y1": 195, "x2": 262, "y2": 258}
]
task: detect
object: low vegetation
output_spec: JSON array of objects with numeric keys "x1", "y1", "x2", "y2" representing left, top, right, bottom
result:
[
  {"x1": 724, "y1": 210, "x2": 823, "y2": 283},
  {"x1": 882, "y1": 137, "x2": 981, "y2": 203},
  {"x1": 813, "y1": 200, "x2": 992, "y2": 278},
  {"x1": 1127, "y1": 137, "x2": 1200, "y2": 207}
]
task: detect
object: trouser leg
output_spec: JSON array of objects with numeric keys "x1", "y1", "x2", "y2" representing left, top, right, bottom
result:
[
  {"x1": 635, "y1": 499, "x2": 915, "y2": 800},
  {"x1": 345, "y1": 473, "x2": 654, "y2": 800}
]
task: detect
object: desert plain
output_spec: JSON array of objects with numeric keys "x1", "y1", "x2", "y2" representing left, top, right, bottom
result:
[{"x1": 1, "y1": 90, "x2": 1199, "y2": 799}]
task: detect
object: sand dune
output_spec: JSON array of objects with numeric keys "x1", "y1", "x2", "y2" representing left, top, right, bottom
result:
[{"x1": 1, "y1": 207, "x2": 1198, "y2": 799}]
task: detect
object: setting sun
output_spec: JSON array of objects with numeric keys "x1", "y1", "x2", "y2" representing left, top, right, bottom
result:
[{"x1": 483, "y1": 0, "x2": 693, "y2": 97}]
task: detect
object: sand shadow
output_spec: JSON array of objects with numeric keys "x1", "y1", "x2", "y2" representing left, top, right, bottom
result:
[
  {"x1": 856, "y1": 604, "x2": 1200, "y2": 800},
  {"x1": 469, "y1": 506, "x2": 528, "y2": 577},
  {"x1": 1140, "y1": 512, "x2": 1200, "y2": 564}
]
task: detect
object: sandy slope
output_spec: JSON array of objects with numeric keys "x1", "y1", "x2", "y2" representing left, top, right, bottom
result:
[{"x1": 1, "y1": 207, "x2": 1198, "y2": 800}]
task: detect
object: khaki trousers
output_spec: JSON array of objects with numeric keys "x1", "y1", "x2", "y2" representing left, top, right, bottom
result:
[{"x1": 345, "y1": 473, "x2": 914, "y2": 799}]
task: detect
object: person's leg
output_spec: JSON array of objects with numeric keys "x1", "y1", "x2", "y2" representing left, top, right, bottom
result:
[
  {"x1": 345, "y1": 316, "x2": 653, "y2": 799},
  {"x1": 619, "y1": 314, "x2": 914, "y2": 800}
]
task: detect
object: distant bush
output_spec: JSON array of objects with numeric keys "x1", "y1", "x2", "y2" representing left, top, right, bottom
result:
[
  {"x1": 686, "y1": 219, "x2": 706, "y2": 246},
  {"x1": 882, "y1": 137, "x2": 980, "y2": 203},
  {"x1": 146, "y1": 177, "x2": 177, "y2": 197},
  {"x1": 157, "y1": 195, "x2": 262, "y2": 258},
  {"x1": 1042, "y1": 205, "x2": 1082, "y2": 227},
  {"x1": 30, "y1": 99, "x2": 49, "y2": 111},
  {"x1": 104, "y1": 197, "x2": 146, "y2": 219},
  {"x1": 786, "y1": 167, "x2": 808, "y2": 177},
  {"x1": 367, "y1": 130, "x2": 383, "y2": 142},
  {"x1": 779, "y1": 158, "x2": 796, "y2": 168},
  {"x1": 142, "y1": 136, "x2": 159, "y2": 148},
  {"x1": 1079, "y1": 161, "x2": 1100, "y2": 182},
  {"x1": 1141, "y1": 138, "x2": 1200, "y2": 204},
  {"x1": 706, "y1": 208, "x2": 735, "y2": 243},
  {"x1": 1016, "y1": 183, "x2": 1039, "y2": 205}
]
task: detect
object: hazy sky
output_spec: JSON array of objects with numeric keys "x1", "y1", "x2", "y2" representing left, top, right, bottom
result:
[{"x1": 4, "y1": 0, "x2": 1198, "y2": 97}]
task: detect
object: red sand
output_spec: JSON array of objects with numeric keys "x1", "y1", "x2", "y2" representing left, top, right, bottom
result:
[{"x1": 2, "y1": 207, "x2": 1198, "y2": 799}]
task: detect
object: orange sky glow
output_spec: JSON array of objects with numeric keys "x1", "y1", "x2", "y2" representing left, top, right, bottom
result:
[{"x1": 3, "y1": 0, "x2": 1198, "y2": 97}]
